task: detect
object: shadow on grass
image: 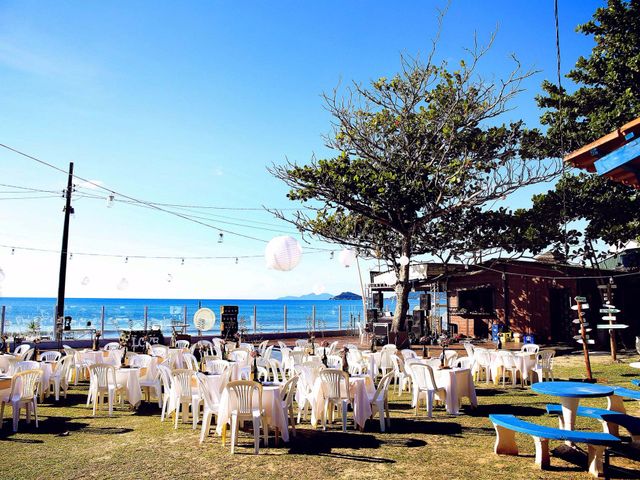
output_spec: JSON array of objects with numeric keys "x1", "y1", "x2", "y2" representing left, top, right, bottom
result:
[
  {"x1": 0, "y1": 414, "x2": 133, "y2": 439},
  {"x1": 384, "y1": 418, "x2": 462, "y2": 436},
  {"x1": 286, "y1": 429, "x2": 394, "y2": 463},
  {"x1": 466, "y1": 404, "x2": 545, "y2": 417}
]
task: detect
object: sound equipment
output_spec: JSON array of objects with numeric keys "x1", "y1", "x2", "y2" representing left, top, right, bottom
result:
[
  {"x1": 63, "y1": 316, "x2": 72, "y2": 331},
  {"x1": 420, "y1": 294, "x2": 431, "y2": 312},
  {"x1": 411, "y1": 309, "x2": 426, "y2": 337},
  {"x1": 220, "y1": 305, "x2": 239, "y2": 338},
  {"x1": 373, "y1": 292, "x2": 384, "y2": 310}
]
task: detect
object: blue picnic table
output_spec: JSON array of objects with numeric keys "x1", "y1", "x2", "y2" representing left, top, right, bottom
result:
[{"x1": 532, "y1": 381, "x2": 614, "y2": 433}]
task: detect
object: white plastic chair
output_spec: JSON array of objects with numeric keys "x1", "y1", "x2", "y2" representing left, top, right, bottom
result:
[
  {"x1": 318, "y1": 369, "x2": 352, "y2": 432},
  {"x1": 268, "y1": 359, "x2": 287, "y2": 384},
  {"x1": 473, "y1": 348, "x2": 492, "y2": 384},
  {"x1": 497, "y1": 351, "x2": 520, "y2": 387},
  {"x1": 49, "y1": 354, "x2": 73, "y2": 401},
  {"x1": 1, "y1": 355, "x2": 17, "y2": 375},
  {"x1": 462, "y1": 342, "x2": 475, "y2": 358},
  {"x1": 150, "y1": 344, "x2": 170, "y2": 359},
  {"x1": 0, "y1": 368, "x2": 43, "y2": 431},
  {"x1": 257, "y1": 340, "x2": 269, "y2": 356},
  {"x1": 131, "y1": 355, "x2": 161, "y2": 405},
  {"x1": 205, "y1": 359, "x2": 230, "y2": 375},
  {"x1": 521, "y1": 344, "x2": 540, "y2": 354},
  {"x1": 390, "y1": 354, "x2": 410, "y2": 396},
  {"x1": 40, "y1": 351, "x2": 62, "y2": 362},
  {"x1": 226, "y1": 380, "x2": 268, "y2": 454},
  {"x1": 379, "y1": 350, "x2": 395, "y2": 377},
  {"x1": 532, "y1": 350, "x2": 555, "y2": 382},
  {"x1": 400, "y1": 349, "x2": 417, "y2": 360},
  {"x1": 171, "y1": 369, "x2": 200, "y2": 429},
  {"x1": 443, "y1": 350, "x2": 458, "y2": 367},
  {"x1": 358, "y1": 322, "x2": 370, "y2": 345},
  {"x1": 294, "y1": 339, "x2": 309, "y2": 349},
  {"x1": 327, "y1": 355, "x2": 343, "y2": 370},
  {"x1": 369, "y1": 371, "x2": 393, "y2": 431},
  {"x1": 13, "y1": 344, "x2": 32, "y2": 361},
  {"x1": 63, "y1": 346, "x2": 84, "y2": 385},
  {"x1": 196, "y1": 372, "x2": 221, "y2": 444},
  {"x1": 175, "y1": 340, "x2": 190, "y2": 349},
  {"x1": 280, "y1": 374, "x2": 299, "y2": 437},
  {"x1": 262, "y1": 345, "x2": 274, "y2": 361},
  {"x1": 229, "y1": 350, "x2": 249, "y2": 365},
  {"x1": 411, "y1": 363, "x2": 446, "y2": 418},
  {"x1": 182, "y1": 352, "x2": 200, "y2": 371},
  {"x1": 15, "y1": 361, "x2": 40, "y2": 372},
  {"x1": 454, "y1": 356, "x2": 474, "y2": 370},
  {"x1": 87, "y1": 364, "x2": 123, "y2": 416},
  {"x1": 103, "y1": 342, "x2": 121, "y2": 351},
  {"x1": 158, "y1": 364, "x2": 173, "y2": 422}
]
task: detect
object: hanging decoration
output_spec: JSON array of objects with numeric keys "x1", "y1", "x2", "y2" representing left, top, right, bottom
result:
[
  {"x1": 117, "y1": 278, "x2": 129, "y2": 291},
  {"x1": 399, "y1": 255, "x2": 410, "y2": 266},
  {"x1": 339, "y1": 249, "x2": 356, "y2": 268},
  {"x1": 265, "y1": 236, "x2": 302, "y2": 271},
  {"x1": 81, "y1": 276, "x2": 90, "y2": 286}
]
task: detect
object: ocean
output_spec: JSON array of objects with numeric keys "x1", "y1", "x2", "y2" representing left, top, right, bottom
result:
[{"x1": 0, "y1": 296, "x2": 423, "y2": 339}]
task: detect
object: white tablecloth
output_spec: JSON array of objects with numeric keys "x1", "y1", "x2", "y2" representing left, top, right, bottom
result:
[
  {"x1": 215, "y1": 384, "x2": 289, "y2": 442},
  {"x1": 432, "y1": 367, "x2": 477, "y2": 415},
  {"x1": 0, "y1": 354, "x2": 15, "y2": 373},
  {"x1": 115, "y1": 367, "x2": 142, "y2": 407},
  {"x1": 488, "y1": 351, "x2": 536, "y2": 384},
  {"x1": 309, "y1": 375, "x2": 374, "y2": 430}
]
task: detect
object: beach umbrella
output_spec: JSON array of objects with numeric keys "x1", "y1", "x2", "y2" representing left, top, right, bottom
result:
[
  {"x1": 339, "y1": 249, "x2": 356, "y2": 268},
  {"x1": 265, "y1": 236, "x2": 302, "y2": 271}
]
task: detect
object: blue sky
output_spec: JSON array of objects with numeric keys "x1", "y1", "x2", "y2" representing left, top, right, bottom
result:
[{"x1": 0, "y1": 1, "x2": 603, "y2": 298}]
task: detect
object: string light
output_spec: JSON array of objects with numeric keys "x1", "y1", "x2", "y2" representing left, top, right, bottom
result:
[
  {"x1": 181, "y1": 258, "x2": 185, "y2": 266},
  {"x1": 235, "y1": 257, "x2": 239, "y2": 265},
  {"x1": 125, "y1": 256, "x2": 129, "y2": 264},
  {"x1": 218, "y1": 232, "x2": 224, "y2": 243},
  {"x1": 107, "y1": 194, "x2": 114, "y2": 208},
  {"x1": 11, "y1": 248, "x2": 15, "y2": 255},
  {"x1": 330, "y1": 252, "x2": 334, "y2": 260}
]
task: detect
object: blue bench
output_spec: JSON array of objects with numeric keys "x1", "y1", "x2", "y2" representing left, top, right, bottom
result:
[
  {"x1": 489, "y1": 414, "x2": 620, "y2": 477},
  {"x1": 632, "y1": 379, "x2": 640, "y2": 388},
  {"x1": 546, "y1": 404, "x2": 640, "y2": 444},
  {"x1": 608, "y1": 386, "x2": 640, "y2": 413}
]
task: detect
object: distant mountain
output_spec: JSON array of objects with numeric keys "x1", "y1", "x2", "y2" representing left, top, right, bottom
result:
[
  {"x1": 277, "y1": 293, "x2": 334, "y2": 300},
  {"x1": 330, "y1": 291, "x2": 362, "y2": 300}
]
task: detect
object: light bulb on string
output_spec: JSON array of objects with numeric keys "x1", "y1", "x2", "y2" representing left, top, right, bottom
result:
[
  {"x1": 81, "y1": 276, "x2": 90, "y2": 286},
  {"x1": 330, "y1": 252, "x2": 334, "y2": 260},
  {"x1": 117, "y1": 278, "x2": 129, "y2": 291},
  {"x1": 235, "y1": 257, "x2": 239, "y2": 265},
  {"x1": 181, "y1": 258, "x2": 185, "y2": 266},
  {"x1": 69, "y1": 253, "x2": 73, "y2": 261},
  {"x1": 167, "y1": 273, "x2": 173, "y2": 283},
  {"x1": 124, "y1": 256, "x2": 129, "y2": 264},
  {"x1": 218, "y1": 232, "x2": 224, "y2": 244},
  {"x1": 107, "y1": 194, "x2": 114, "y2": 208},
  {"x1": 11, "y1": 248, "x2": 15, "y2": 255}
]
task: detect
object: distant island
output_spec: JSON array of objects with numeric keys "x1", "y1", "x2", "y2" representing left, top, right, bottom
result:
[
  {"x1": 330, "y1": 291, "x2": 362, "y2": 300},
  {"x1": 277, "y1": 293, "x2": 334, "y2": 300},
  {"x1": 276, "y1": 291, "x2": 362, "y2": 301}
]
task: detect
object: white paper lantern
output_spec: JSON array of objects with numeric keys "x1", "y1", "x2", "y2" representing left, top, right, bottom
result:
[
  {"x1": 0, "y1": 267, "x2": 5, "y2": 284},
  {"x1": 399, "y1": 255, "x2": 410, "y2": 266},
  {"x1": 265, "y1": 236, "x2": 302, "y2": 271},
  {"x1": 339, "y1": 249, "x2": 357, "y2": 268},
  {"x1": 81, "y1": 276, "x2": 90, "y2": 286},
  {"x1": 117, "y1": 278, "x2": 129, "y2": 291}
]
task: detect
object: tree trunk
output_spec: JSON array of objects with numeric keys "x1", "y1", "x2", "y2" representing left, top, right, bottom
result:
[{"x1": 392, "y1": 240, "x2": 411, "y2": 333}]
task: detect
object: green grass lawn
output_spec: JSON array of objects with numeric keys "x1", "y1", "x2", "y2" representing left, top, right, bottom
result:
[{"x1": 1, "y1": 352, "x2": 639, "y2": 480}]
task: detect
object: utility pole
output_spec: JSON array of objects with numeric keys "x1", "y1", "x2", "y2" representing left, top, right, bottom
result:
[{"x1": 56, "y1": 162, "x2": 74, "y2": 321}]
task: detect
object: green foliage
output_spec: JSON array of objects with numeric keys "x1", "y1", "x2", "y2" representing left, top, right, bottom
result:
[{"x1": 538, "y1": 0, "x2": 640, "y2": 155}]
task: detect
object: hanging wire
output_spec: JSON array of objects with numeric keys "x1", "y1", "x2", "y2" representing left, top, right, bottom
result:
[{"x1": 554, "y1": 0, "x2": 569, "y2": 260}]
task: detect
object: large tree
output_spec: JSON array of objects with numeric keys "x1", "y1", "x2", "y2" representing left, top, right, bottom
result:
[
  {"x1": 271, "y1": 41, "x2": 559, "y2": 332},
  {"x1": 523, "y1": 0, "x2": 640, "y2": 260}
]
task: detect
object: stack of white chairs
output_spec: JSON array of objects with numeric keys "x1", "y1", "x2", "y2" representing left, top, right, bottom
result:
[
  {"x1": 280, "y1": 375, "x2": 299, "y2": 437},
  {"x1": 196, "y1": 372, "x2": 223, "y2": 444},
  {"x1": 0, "y1": 368, "x2": 43, "y2": 432}
]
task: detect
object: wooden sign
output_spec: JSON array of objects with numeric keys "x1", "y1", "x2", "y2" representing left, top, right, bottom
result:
[
  {"x1": 602, "y1": 315, "x2": 617, "y2": 321},
  {"x1": 577, "y1": 339, "x2": 595, "y2": 344},
  {"x1": 571, "y1": 304, "x2": 589, "y2": 310},
  {"x1": 600, "y1": 308, "x2": 621, "y2": 313},
  {"x1": 575, "y1": 296, "x2": 587, "y2": 302}
]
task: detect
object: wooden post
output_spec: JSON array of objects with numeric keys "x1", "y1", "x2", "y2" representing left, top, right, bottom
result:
[
  {"x1": 253, "y1": 306, "x2": 257, "y2": 334},
  {"x1": 56, "y1": 162, "x2": 74, "y2": 321},
  {"x1": 100, "y1": 305, "x2": 105, "y2": 335},
  {"x1": 0, "y1": 305, "x2": 5, "y2": 336},
  {"x1": 606, "y1": 283, "x2": 617, "y2": 361},
  {"x1": 338, "y1": 305, "x2": 342, "y2": 331},
  {"x1": 283, "y1": 305, "x2": 287, "y2": 333},
  {"x1": 144, "y1": 306, "x2": 148, "y2": 332},
  {"x1": 576, "y1": 300, "x2": 593, "y2": 381}
]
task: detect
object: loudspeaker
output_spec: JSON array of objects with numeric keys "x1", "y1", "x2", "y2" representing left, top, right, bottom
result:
[
  {"x1": 420, "y1": 294, "x2": 431, "y2": 311},
  {"x1": 373, "y1": 292, "x2": 384, "y2": 310},
  {"x1": 411, "y1": 310, "x2": 426, "y2": 337}
]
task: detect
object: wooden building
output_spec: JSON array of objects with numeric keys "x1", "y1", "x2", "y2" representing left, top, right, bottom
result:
[{"x1": 370, "y1": 259, "x2": 640, "y2": 345}]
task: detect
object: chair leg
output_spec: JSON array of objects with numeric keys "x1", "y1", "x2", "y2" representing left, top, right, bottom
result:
[
  {"x1": 108, "y1": 391, "x2": 114, "y2": 417},
  {"x1": 13, "y1": 403, "x2": 19, "y2": 432},
  {"x1": 230, "y1": 415, "x2": 238, "y2": 454},
  {"x1": 342, "y1": 401, "x2": 348, "y2": 432},
  {"x1": 199, "y1": 412, "x2": 211, "y2": 444},
  {"x1": 262, "y1": 415, "x2": 268, "y2": 448},
  {"x1": 33, "y1": 401, "x2": 38, "y2": 428},
  {"x1": 174, "y1": 402, "x2": 180, "y2": 429},
  {"x1": 252, "y1": 416, "x2": 261, "y2": 454},
  {"x1": 379, "y1": 405, "x2": 385, "y2": 432}
]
